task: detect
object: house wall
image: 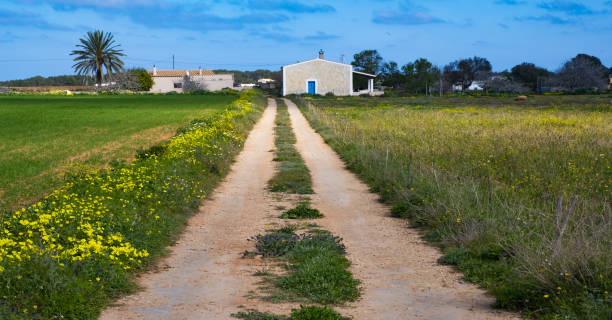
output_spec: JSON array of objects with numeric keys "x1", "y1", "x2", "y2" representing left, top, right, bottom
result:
[
  {"x1": 151, "y1": 77, "x2": 184, "y2": 93},
  {"x1": 197, "y1": 74, "x2": 234, "y2": 91},
  {"x1": 150, "y1": 74, "x2": 234, "y2": 93},
  {"x1": 283, "y1": 59, "x2": 352, "y2": 96}
]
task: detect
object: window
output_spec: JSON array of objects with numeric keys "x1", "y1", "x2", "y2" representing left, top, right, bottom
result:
[{"x1": 174, "y1": 82, "x2": 182, "y2": 88}]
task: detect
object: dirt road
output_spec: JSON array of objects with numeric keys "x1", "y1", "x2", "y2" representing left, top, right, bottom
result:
[
  {"x1": 100, "y1": 99, "x2": 279, "y2": 320},
  {"x1": 100, "y1": 98, "x2": 518, "y2": 320},
  {"x1": 284, "y1": 98, "x2": 517, "y2": 320}
]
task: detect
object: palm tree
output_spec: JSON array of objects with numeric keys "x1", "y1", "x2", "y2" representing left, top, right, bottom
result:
[{"x1": 71, "y1": 30, "x2": 125, "y2": 86}]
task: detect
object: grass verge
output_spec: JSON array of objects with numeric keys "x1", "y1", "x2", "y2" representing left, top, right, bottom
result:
[
  {"x1": 0, "y1": 90, "x2": 265, "y2": 319},
  {"x1": 268, "y1": 99, "x2": 313, "y2": 194}
]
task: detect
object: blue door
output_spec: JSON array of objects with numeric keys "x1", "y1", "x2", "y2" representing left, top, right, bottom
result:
[{"x1": 308, "y1": 81, "x2": 316, "y2": 95}]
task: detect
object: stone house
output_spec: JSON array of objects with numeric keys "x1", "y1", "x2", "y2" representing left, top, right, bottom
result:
[
  {"x1": 282, "y1": 51, "x2": 376, "y2": 96},
  {"x1": 147, "y1": 67, "x2": 234, "y2": 93}
]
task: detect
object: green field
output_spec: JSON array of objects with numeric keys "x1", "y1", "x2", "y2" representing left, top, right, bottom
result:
[
  {"x1": 293, "y1": 94, "x2": 612, "y2": 318},
  {"x1": 0, "y1": 91, "x2": 263, "y2": 319},
  {"x1": 0, "y1": 94, "x2": 236, "y2": 212}
]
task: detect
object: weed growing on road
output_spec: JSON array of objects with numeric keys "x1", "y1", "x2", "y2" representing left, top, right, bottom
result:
[
  {"x1": 0, "y1": 91, "x2": 265, "y2": 319},
  {"x1": 268, "y1": 99, "x2": 313, "y2": 194},
  {"x1": 246, "y1": 226, "x2": 359, "y2": 305},
  {"x1": 233, "y1": 305, "x2": 349, "y2": 320},
  {"x1": 280, "y1": 204, "x2": 323, "y2": 219}
]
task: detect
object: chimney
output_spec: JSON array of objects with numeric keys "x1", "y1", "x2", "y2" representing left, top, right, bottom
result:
[
  {"x1": 199, "y1": 66, "x2": 202, "y2": 76},
  {"x1": 186, "y1": 70, "x2": 190, "y2": 77},
  {"x1": 319, "y1": 49, "x2": 324, "y2": 59},
  {"x1": 153, "y1": 65, "x2": 157, "y2": 76}
]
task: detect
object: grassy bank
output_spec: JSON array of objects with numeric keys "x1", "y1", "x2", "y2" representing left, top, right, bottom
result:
[
  {"x1": 0, "y1": 94, "x2": 237, "y2": 212},
  {"x1": 268, "y1": 99, "x2": 313, "y2": 194},
  {"x1": 0, "y1": 91, "x2": 265, "y2": 319},
  {"x1": 292, "y1": 95, "x2": 611, "y2": 319}
]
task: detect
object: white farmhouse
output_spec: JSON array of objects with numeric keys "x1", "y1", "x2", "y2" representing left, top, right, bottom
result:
[
  {"x1": 147, "y1": 67, "x2": 234, "y2": 93},
  {"x1": 282, "y1": 51, "x2": 376, "y2": 96}
]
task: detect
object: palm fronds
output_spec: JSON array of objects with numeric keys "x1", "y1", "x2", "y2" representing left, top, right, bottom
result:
[{"x1": 70, "y1": 30, "x2": 125, "y2": 85}]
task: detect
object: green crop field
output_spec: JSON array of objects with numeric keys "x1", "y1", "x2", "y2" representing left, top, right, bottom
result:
[
  {"x1": 0, "y1": 94, "x2": 236, "y2": 212},
  {"x1": 293, "y1": 94, "x2": 612, "y2": 319}
]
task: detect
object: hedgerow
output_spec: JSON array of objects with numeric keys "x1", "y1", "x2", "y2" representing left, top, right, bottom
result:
[{"x1": 0, "y1": 90, "x2": 264, "y2": 319}]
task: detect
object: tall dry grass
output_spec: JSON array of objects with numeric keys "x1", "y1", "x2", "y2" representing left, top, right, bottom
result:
[{"x1": 293, "y1": 95, "x2": 612, "y2": 318}]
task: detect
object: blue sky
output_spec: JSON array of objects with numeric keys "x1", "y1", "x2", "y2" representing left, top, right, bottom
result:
[{"x1": 0, "y1": 0, "x2": 611, "y2": 81}]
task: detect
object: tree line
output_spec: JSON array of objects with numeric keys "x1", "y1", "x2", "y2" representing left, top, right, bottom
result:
[
  {"x1": 351, "y1": 50, "x2": 612, "y2": 94},
  {"x1": 0, "y1": 75, "x2": 94, "y2": 87}
]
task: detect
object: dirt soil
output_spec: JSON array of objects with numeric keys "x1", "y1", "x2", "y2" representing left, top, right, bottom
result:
[{"x1": 100, "y1": 98, "x2": 520, "y2": 320}]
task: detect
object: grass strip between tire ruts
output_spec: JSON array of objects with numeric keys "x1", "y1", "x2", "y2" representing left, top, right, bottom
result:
[
  {"x1": 267, "y1": 99, "x2": 313, "y2": 194},
  {"x1": 243, "y1": 225, "x2": 360, "y2": 306}
]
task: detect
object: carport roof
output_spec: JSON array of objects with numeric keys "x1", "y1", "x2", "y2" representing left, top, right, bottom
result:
[{"x1": 352, "y1": 70, "x2": 376, "y2": 78}]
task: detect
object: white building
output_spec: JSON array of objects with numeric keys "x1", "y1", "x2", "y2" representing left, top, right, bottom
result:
[
  {"x1": 467, "y1": 81, "x2": 485, "y2": 91},
  {"x1": 147, "y1": 67, "x2": 234, "y2": 93},
  {"x1": 282, "y1": 51, "x2": 377, "y2": 96}
]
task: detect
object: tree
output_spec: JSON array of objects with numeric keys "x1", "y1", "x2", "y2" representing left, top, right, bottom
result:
[
  {"x1": 132, "y1": 68, "x2": 153, "y2": 91},
  {"x1": 70, "y1": 30, "x2": 125, "y2": 86},
  {"x1": 351, "y1": 50, "x2": 383, "y2": 75},
  {"x1": 403, "y1": 58, "x2": 440, "y2": 94},
  {"x1": 443, "y1": 56, "x2": 492, "y2": 90},
  {"x1": 485, "y1": 77, "x2": 529, "y2": 93},
  {"x1": 380, "y1": 61, "x2": 403, "y2": 88},
  {"x1": 351, "y1": 50, "x2": 383, "y2": 90},
  {"x1": 511, "y1": 63, "x2": 551, "y2": 91},
  {"x1": 555, "y1": 54, "x2": 609, "y2": 90},
  {"x1": 105, "y1": 69, "x2": 153, "y2": 92}
]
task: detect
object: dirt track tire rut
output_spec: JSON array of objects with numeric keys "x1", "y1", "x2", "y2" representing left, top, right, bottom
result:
[{"x1": 283, "y1": 98, "x2": 519, "y2": 320}]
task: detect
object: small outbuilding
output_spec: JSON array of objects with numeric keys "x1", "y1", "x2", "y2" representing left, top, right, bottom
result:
[{"x1": 282, "y1": 50, "x2": 376, "y2": 96}]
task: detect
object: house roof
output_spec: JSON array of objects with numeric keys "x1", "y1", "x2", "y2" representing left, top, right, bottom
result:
[
  {"x1": 283, "y1": 58, "x2": 352, "y2": 69},
  {"x1": 148, "y1": 69, "x2": 215, "y2": 77},
  {"x1": 283, "y1": 58, "x2": 377, "y2": 78}
]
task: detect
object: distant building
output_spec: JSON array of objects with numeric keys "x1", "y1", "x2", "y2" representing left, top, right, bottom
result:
[
  {"x1": 467, "y1": 81, "x2": 485, "y2": 91},
  {"x1": 282, "y1": 50, "x2": 377, "y2": 96},
  {"x1": 258, "y1": 78, "x2": 277, "y2": 89},
  {"x1": 608, "y1": 73, "x2": 612, "y2": 90},
  {"x1": 147, "y1": 67, "x2": 234, "y2": 93},
  {"x1": 452, "y1": 84, "x2": 463, "y2": 92},
  {"x1": 257, "y1": 78, "x2": 275, "y2": 84}
]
